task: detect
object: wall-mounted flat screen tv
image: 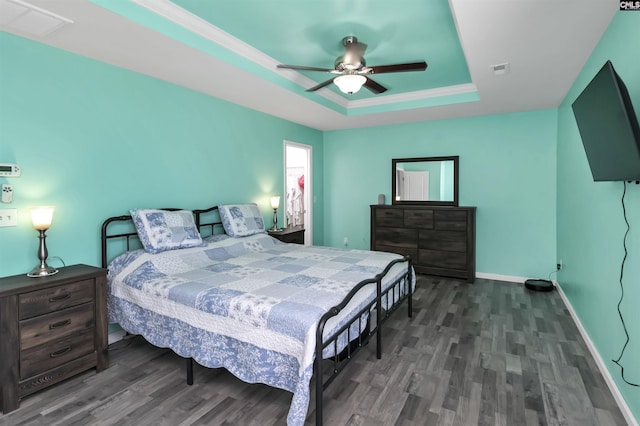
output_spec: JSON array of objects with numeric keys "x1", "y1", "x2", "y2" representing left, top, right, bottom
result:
[{"x1": 571, "y1": 60, "x2": 640, "y2": 181}]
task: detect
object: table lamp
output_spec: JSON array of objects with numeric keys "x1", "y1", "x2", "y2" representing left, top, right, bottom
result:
[
  {"x1": 27, "y1": 206, "x2": 58, "y2": 277},
  {"x1": 270, "y1": 196, "x2": 280, "y2": 231}
]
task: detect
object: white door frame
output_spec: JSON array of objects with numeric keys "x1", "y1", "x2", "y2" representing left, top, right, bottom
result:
[{"x1": 284, "y1": 140, "x2": 312, "y2": 245}]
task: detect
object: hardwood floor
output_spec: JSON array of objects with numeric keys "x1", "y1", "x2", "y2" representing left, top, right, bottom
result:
[{"x1": 0, "y1": 276, "x2": 629, "y2": 426}]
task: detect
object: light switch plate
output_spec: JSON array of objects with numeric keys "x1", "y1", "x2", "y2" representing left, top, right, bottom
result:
[{"x1": 0, "y1": 208, "x2": 18, "y2": 227}]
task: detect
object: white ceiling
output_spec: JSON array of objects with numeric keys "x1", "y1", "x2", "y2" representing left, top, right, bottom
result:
[{"x1": 0, "y1": 0, "x2": 619, "y2": 131}]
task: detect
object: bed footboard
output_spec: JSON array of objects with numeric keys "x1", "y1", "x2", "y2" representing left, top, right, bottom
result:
[{"x1": 314, "y1": 256, "x2": 413, "y2": 426}]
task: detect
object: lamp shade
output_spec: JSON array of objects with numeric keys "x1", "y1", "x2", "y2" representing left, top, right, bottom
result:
[
  {"x1": 270, "y1": 196, "x2": 280, "y2": 210},
  {"x1": 334, "y1": 74, "x2": 367, "y2": 94},
  {"x1": 31, "y1": 206, "x2": 55, "y2": 230}
]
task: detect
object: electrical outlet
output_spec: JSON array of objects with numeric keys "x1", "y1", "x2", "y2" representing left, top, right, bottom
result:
[
  {"x1": 343, "y1": 237, "x2": 349, "y2": 246},
  {"x1": 0, "y1": 208, "x2": 18, "y2": 227},
  {"x1": 557, "y1": 259, "x2": 563, "y2": 270}
]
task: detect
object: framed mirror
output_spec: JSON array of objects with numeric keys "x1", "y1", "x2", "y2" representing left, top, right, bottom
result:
[{"x1": 392, "y1": 156, "x2": 459, "y2": 206}]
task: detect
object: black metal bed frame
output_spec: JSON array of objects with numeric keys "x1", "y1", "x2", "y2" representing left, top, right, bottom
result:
[{"x1": 101, "y1": 205, "x2": 413, "y2": 425}]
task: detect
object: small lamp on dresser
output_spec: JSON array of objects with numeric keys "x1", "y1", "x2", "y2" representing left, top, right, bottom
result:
[{"x1": 27, "y1": 206, "x2": 58, "y2": 277}]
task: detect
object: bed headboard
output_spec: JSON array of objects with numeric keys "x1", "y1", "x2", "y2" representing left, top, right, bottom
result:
[{"x1": 100, "y1": 206, "x2": 223, "y2": 268}]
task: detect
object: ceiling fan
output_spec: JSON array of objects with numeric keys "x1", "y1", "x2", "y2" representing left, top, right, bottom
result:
[{"x1": 277, "y1": 36, "x2": 427, "y2": 95}]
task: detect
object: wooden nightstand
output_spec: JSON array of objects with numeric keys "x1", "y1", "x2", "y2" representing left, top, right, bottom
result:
[
  {"x1": 0, "y1": 264, "x2": 108, "y2": 413},
  {"x1": 268, "y1": 225, "x2": 305, "y2": 244}
]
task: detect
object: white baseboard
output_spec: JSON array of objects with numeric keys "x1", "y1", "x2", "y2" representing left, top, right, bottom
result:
[
  {"x1": 475, "y1": 272, "x2": 529, "y2": 283},
  {"x1": 553, "y1": 281, "x2": 637, "y2": 426}
]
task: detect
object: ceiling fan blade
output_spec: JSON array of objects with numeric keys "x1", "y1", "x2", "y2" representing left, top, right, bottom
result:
[
  {"x1": 306, "y1": 78, "x2": 336, "y2": 92},
  {"x1": 363, "y1": 77, "x2": 387, "y2": 94},
  {"x1": 369, "y1": 61, "x2": 428, "y2": 74},
  {"x1": 277, "y1": 64, "x2": 335, "y2": 72}
]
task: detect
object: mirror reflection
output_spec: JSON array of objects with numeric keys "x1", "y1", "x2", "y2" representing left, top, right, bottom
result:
[{"x1": 392, "y1": 156, "x2": 459, "y2": 206}]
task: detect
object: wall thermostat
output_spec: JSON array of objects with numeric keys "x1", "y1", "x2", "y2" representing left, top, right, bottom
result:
[{"x1": 0, "y1": 163, "x2": 20, "y2": 177}]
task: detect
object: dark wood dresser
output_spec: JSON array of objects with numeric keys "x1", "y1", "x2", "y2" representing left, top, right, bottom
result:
[
  {"x1": 268, "y1": 225, "x2": 305, "y2": 244},
  {"x1": 0, "y1": 264, "x2": 108, "y2": 413},
  {"x1": 370, "y1": 205, "x2": 476, "y2": 282}
]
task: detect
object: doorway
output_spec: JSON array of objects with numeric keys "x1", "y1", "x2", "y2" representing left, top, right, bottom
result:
[{"x1": 284, "y1": 141, "x2": 312, "y2": 245}]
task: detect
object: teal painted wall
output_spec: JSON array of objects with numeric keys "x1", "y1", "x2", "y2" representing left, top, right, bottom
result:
[
  {"x1": 557, "y1": 12, "x2": 640, "y2": 420},
  {"x1": 0, "y1": 33, "x2": 323, "y2": 278},
  {"x1": 323, "y1": 110, "x2": 558, "y2": 278}
]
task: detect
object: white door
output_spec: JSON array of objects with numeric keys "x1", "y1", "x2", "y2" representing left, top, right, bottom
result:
[
  {"x1": 284, "y1": 141, "x2": 312, "y2": 245},
  {"x1": 403, "y1": 171, "x2": 429, "y2": 201}
]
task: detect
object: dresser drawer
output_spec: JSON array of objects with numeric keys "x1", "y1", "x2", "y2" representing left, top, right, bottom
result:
[
  {"x1": 420, "y1": 239, "x2": 467, "y2": 252},
  {"x1": 434, "y1": 210, "x2": 468, "y2": 221},
  {"x1": 20, "y1": 329, "x2": 95, "y2": 379},
  {"x1": 375, "y1": 208, "x2": 404, "y2": 227},
  {"x1": 20, "y1": 303, "x2": 95, "y2": 351},
  {"x1": 434, "y1": 210, "x2": 468, "y2": 231},
  {"x1": 19, "y1": 280, "x2": 95, "y2": 320},
  {"x1": 419, "y1": 230, "x2": 467, "y2": 252},
  {"x1": 404, "y1": 209, "x2": 434, "y2": 229},
  {"x1": 375, "y1": 227, "x2": 418, "y2": 248},
  {"x1": 419, "y1": 249, "x2": 467, "y2": 270}
]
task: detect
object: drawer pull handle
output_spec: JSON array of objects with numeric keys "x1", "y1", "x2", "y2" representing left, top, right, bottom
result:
[
  {"x1": 49, "y1": 293, "x2": 71, "y2": 302},
  {"x1": 50, "y1": 346, "x2": 72, "y2": 358},
  {"x1": 49, "y1": 319, "x2": 71, "y2": 330}
]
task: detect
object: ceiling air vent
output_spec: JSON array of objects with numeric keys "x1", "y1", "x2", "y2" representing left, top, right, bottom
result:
[
  {"x1": 491, "y1": 62, "x2": 510, "y2": 76},
  {"x1": 0, "y1": 0, "x2": 73, "y2": 37}
]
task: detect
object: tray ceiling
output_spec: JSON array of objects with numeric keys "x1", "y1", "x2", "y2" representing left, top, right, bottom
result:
[{"x1": 0, "y1": 0, "x2": 618, "y2": 130}]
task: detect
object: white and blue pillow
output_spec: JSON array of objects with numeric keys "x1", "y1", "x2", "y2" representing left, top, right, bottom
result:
[
  {"x1": 218, "y1": 203, "x2": 266, "y2": 237},
  {"x1": 130, "y1": 209, "x2": 204, "y2": 254}
]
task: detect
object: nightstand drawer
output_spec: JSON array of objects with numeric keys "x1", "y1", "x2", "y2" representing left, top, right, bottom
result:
[
  {"x1": 20, "y1": 303, "x2": 95, "y2": 350},
  {"x1": 19, "y1": 280, "x2": 95, "y2": 319},
  {"x1": 20, "y1": 329, "x2": 95, "y2": 379}
]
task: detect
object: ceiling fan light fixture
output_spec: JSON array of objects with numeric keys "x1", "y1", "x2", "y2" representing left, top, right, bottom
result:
[{"x1": 334, "y1": 74, "x2": 366, "y2": 94}]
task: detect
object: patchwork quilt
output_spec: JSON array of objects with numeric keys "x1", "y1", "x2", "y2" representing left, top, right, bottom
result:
[{"x1": 107, "y1": 233, "x2": 411, "y2": 425}]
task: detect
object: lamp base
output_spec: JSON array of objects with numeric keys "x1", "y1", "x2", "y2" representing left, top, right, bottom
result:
[{"x1": 27, "y1": 265, "x2": 59, "y2": 278}]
